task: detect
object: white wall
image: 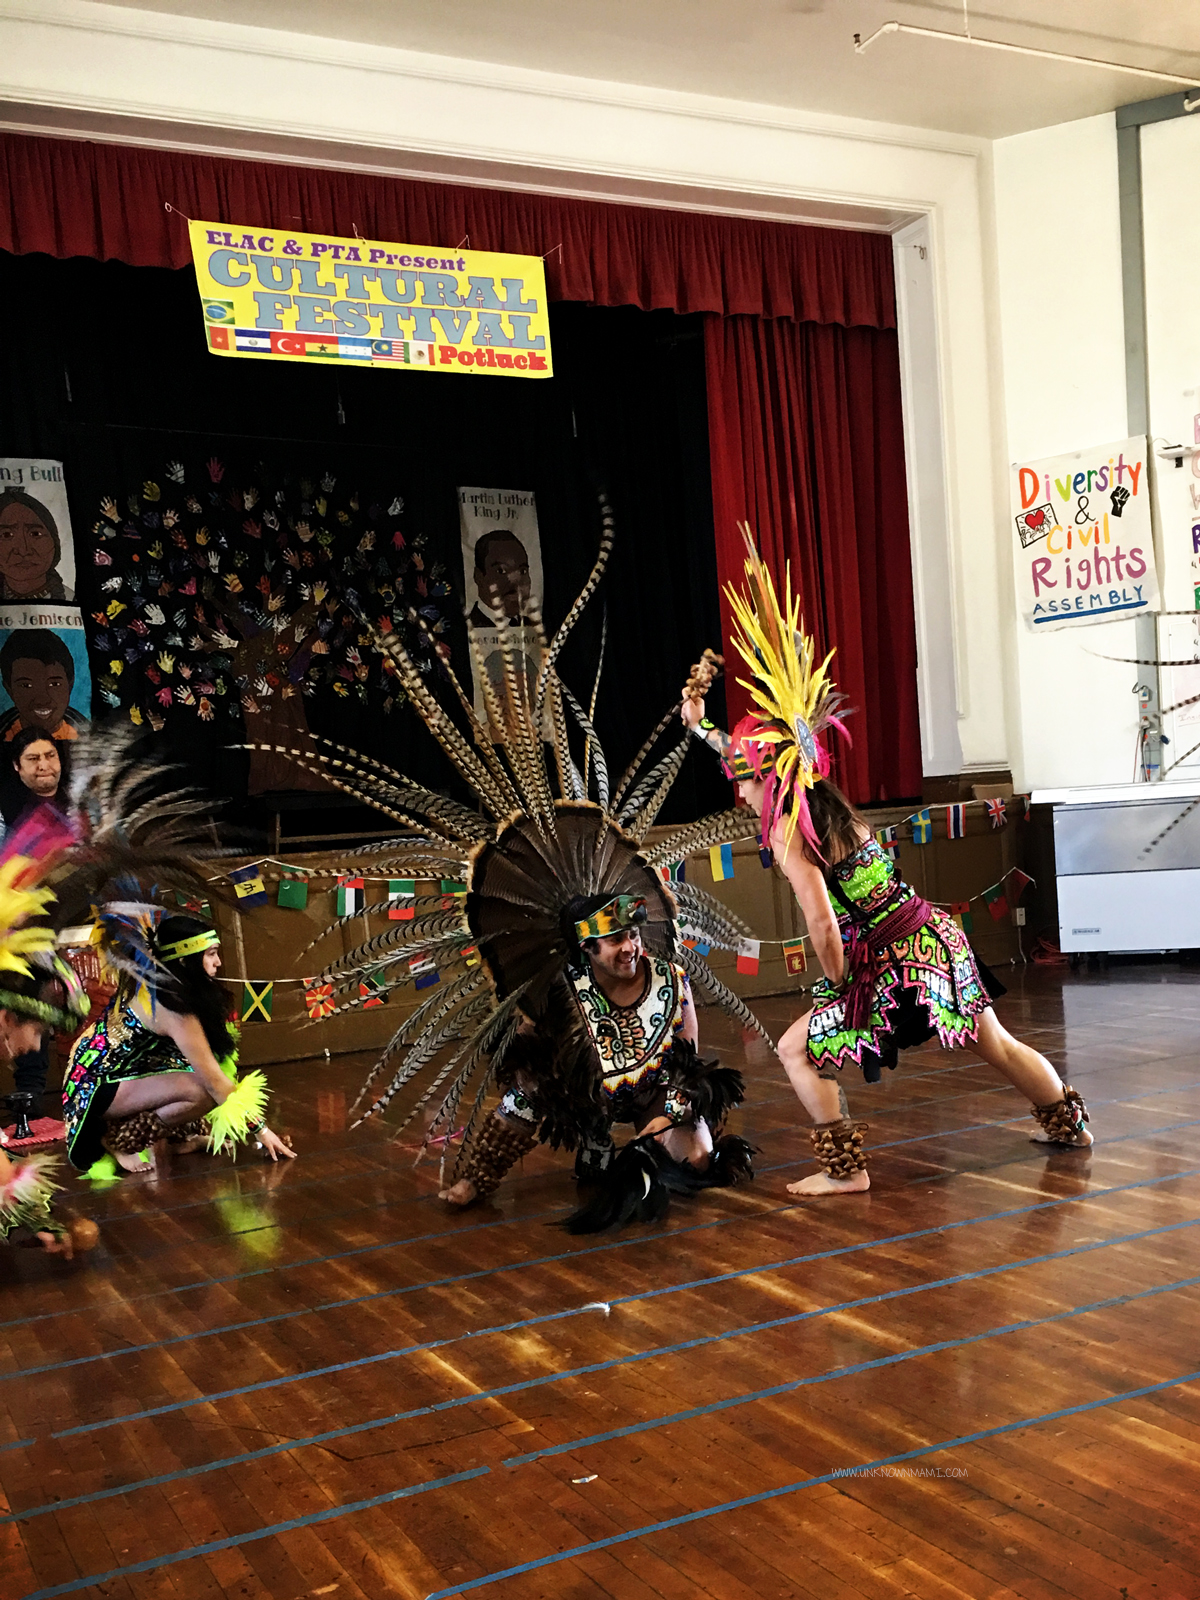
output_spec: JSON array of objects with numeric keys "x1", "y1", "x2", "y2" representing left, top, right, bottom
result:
[
  {"x1": 992, "y1": 114, "x2": 1140, "y2": 791},
  {"x1": 2, "y1": 0, "x2": 1014, "y2": 778},
  {"x1": 1142, "y1": 112, "x2": 1200, "y2": 777}
]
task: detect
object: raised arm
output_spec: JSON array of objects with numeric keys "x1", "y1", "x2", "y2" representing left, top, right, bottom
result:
[{"x1": 679, "y1": 649, "x2": 731, "y2": 762}]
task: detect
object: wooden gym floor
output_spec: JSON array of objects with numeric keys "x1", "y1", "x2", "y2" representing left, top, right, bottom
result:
[{"x1": 2, "y1": 963, "x2": 1200, "y2": 1600}]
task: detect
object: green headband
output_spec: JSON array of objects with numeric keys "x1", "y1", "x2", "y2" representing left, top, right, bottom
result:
[
  {"x1": 159, "y1": 929, "x2": 220, "y2": 962},
  {"x1": 574, "y1": 894, "x2": 647, "y2": 943}
]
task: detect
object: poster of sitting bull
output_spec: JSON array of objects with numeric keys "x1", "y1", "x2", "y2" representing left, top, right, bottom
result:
[{"x1": 0, "y1": 459, "x2": 91, "y2": 749}]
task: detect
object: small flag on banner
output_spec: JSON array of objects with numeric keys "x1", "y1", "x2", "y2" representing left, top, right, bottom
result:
[
  {"x1": 983, "y1": 883, "x2": 1010, "y2": 920},
  {"x1": 949, "y1": 901, "x2": 971, "y2": 915},
  {"x1": 358, "y1": 970, "x2": 388, "y2": 1008},
  {"x1": 657, "y1": 861, "x2": 685, "y2": 884},
  {"x1": 709, "y1": 843, "x2": 734, "y2": 882},
  {"x1": 783, "y1": 939, "x2": 808, "y2": 975},
  {"x1": 388, "y1": 879, "x2": 415, "y2": 920},
  {"x1": 303, "y1": 977, "x2": 335, "y2": 1019},
  {"x1": 912, "y1": 809, "x2": 932, "y2": 845},
  {"x1": 440, "y1": 878, "x2": 467, "y2": 908},
  {"x1": 229, "y1": 864, "x2": 268, "y2": 907},
  {"x1": 759, "y1": 842, "x2": 774, "y2": 869},
  {"x1": 337, "y1": 876, "x2": 365, "y2": 917},
  {"x1": 1008, "y1": 868, "x2": 1034, "y2": 900},
  {"x1": 985, "y1": 797, "x2": 1008, "y2": 829},
  {"x1": 736, "y1": 937, "x2": 761, "y2": 976},
  {"x1": 952, "y1": 911, "x2": 974, "y2": 934},
  {"x1": 410, "y1": 956, "x2": 439, "y2": 990},
  {"x1": 946, "y1": 804, "x2": 966, "y2": 839},
  {"x1": 463, "y1": 945, "x2": 481, "y2": 968},
  {"x1": 1016, "y1": 794, "x2": 1031, "y2": 819},
  {"x1": 876, "y1": 826, "x2": 900, "y2": 860},
  {"x1": 241, "y1": 981, "x2": 273, "y2": 1022},
  {"x1": 276, "y1": 877, "x2": 308, "y2": 910},
  {"x1": 176, "y1": 891, "x2": 212, "y2": 917}
]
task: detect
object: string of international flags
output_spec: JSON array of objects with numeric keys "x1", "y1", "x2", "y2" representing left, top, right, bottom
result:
[{"x1": 209, "y1": 792, "x2": 1033, "y2": 1017}]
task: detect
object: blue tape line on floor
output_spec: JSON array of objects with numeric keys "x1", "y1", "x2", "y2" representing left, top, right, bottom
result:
[
  {"x1": 36, "y1": 1163, "x2": 1200, "y2": 1447},
  {"x1": 12, "y1": 1214, "x2": 1199, "y2": 1523},
  {"x1": 424, "y1": 1367, "x2": 1200, "y2": 1597}
]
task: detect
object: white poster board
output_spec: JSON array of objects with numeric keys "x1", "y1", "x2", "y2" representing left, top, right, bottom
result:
[
  {"x1": 1010, "y1": 435, "x2": 1159, "y2": 631},
  {"x1": 457, "y1": 486, "x2": 544, "y2": 733},
  {"x1": 0, "y1": 459, "x2": 91, "y2": 743}
]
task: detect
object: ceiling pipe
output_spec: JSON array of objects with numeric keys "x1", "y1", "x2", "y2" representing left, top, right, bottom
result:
[{"x1": 853, "y1": 21, "x2": 1200, "y2": 91}]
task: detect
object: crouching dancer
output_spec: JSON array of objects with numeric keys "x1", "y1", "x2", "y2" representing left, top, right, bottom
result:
[
  {"x1": 441, "y1": 892, "x2": 753, "y2": 1230},
  {"x1": 65, "y1": 916, "x2": 295, "y2": 1178}
]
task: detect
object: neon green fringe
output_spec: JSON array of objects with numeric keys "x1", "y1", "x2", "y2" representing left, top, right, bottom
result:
[
  {"x1": 84, "y1": 1153, "x2": 122, "y2": 1182},
  {"x1": 206, "y1": 1070, "x2": 269, "y2": 1156},
  {"x1": 0, "y1": 1152, "x2": 62, "y2": 1239}
]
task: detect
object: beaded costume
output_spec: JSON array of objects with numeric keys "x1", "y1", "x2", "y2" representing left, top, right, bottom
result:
[
  {"x1": 255, "y1": 496, "x2": 762, "y2": 1225},
  {"x1": 805, "y1": 837, "x2": 1002, "y2": 1082}
]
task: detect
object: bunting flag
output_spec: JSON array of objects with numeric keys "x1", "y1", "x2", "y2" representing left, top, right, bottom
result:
[
  {"x1": 1008, "y1": 868, "x2": 1034, "y2": 900},
  {"x1": 736, "y1": 937, "x2": 761, "y2": 976},
  {"x1": 876, "y1": 826, "x2": 900, "y2": 861},
  {"x1": 657, "y1": 862, "x2": 685, "y2": 885},
  {"x1": 985, "y1": 797, "x2": 1008, "y2": 830},
  {"x1": 983, "y1": 883, "x2": 1010, "y2": 921},
  {"x1": 358, "y1": 970, "x2": 388, "y2": 1008},
  {"x1": 911, "y1": 809, "x2": 932, "y2": 845},
  {"x1": 388, "y1": 879, "x2": 416, "y2": 920},
  {"x1": 337, "y1": 875, "x2": 365, "y2": 917},
  {"x1": 440, "y1": 878, "x2": 467, "y2": 909},
  {"x1": 229, "y1": 864, "x2": 269, "y2": 908},
  {"x1": 709, "y1": 843, "x2": 734, "y2": 883},
  {"x1": 175, "y1": 891, "x2": 212, "y2": 917},
  {"x1": 782, "y1": 938, "x2": 808, "y2": 975},
  {"x1": 276, "y1": 877, "x2": 309, "y2": 910},
  {"x1": 1016, "y1": 794, "x2": 1031, "y2": 819},
  {"x1": 463, "y1": 945, "x2": 481, "y2": 968},
  {"x1": 946, "y1": 804, "x2": 966, "y2": 839},
  {"x1": 952, "y1": 911, "x2": 974, "y2": 934},
  {"x1": 303, "y1": 977, "x2": 335, "y2": 1019},
  {"x1": 410, "y1": 955, "x2": 439, "y2": 990},
  {"x1": 241, "y1": 981, "x2": 273, "y2": 1022},
  {"x1": 759, "y1": 841, "x2": 774, "y2": 869}
]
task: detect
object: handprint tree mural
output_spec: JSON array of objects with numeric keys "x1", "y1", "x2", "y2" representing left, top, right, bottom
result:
[{"x1": 89, "y1": 454, "x2": 450, "y2": 794}]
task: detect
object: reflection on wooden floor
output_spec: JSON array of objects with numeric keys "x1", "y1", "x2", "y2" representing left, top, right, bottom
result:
[{"x1": 3, "y1": 964, "x2": 1199, "y2": 1600}]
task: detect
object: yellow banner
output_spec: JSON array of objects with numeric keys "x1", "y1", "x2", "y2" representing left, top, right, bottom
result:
[{"x1": 188, "y1": 220, "x2": 552, "y2": 378}]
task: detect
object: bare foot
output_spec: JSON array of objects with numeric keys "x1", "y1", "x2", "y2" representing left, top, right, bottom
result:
[
  {"x1": 438, "y1": 1178, "x2": 478, "y2": 1206},
  {"x1": 1030, "y1": 1126, "x2": 1093, "y2": 1147},
  {"x1": 113, "y1": 1148, "x2": 155, "y2": 1175},
  {"x1": 786, "y1": 1169, "x2": 871, "y2": 1197}
]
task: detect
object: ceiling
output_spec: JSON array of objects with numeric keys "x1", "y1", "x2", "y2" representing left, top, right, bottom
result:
[{"x1": 98, "y1": 0, "x2": 1200, "y2": 139}]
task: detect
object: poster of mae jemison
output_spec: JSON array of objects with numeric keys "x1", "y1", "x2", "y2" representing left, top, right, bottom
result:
[
  {"x1": 0, "y1": 458, "x2": 91, "y2": 746},
  {"x1": 1010, "y1": 435, "x2": 1160, "y2": 631}
]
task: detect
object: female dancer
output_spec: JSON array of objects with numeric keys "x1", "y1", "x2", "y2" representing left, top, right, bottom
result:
[
  {"x1": 683, "y1": 536, "x2": 1091, "y2": 1196},
  {"x1": 65, "y1": 915, "x2": 295, "y2": 1177}
]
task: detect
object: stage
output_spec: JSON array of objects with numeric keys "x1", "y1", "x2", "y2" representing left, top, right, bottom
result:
[{"x1": 3, "y1": 963, "x2": 1198, "y2": 1600}]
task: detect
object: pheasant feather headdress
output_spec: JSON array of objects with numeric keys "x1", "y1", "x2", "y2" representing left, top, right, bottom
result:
[
  {"x1": 724, "y1": 524, "x2": 851, "y2": 854},
  {"x1": 250, "y1": 493, "x2": 772, "y2": 1181}
]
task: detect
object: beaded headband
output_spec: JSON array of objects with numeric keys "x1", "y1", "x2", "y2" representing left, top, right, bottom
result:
[
  {"x1": 159, "y1": 928, "x2": 220, "y2": 962},
  {"x1": 573, "y1": 894, "x2": 647, "y2": 943}
]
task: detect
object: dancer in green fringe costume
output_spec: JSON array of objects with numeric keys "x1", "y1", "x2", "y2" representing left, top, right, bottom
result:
[
  {"x1": 684, "y1": 529, "x2": 1093, "y2": 1198},
  {"x1": 65, "y1": 916, "x2": 295, "y2": 1178}
]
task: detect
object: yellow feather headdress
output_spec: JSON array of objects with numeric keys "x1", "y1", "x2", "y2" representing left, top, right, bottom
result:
[{"x1": 723, "y1": 524, "x2": 851, "y2": 851}]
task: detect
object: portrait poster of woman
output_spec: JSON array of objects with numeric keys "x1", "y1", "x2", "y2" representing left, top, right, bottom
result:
[{"x1": 0, "y1": 460, "x2": 76, "y2": 603}]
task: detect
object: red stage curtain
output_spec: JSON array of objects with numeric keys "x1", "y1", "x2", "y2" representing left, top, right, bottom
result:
[
  {"x1": 0, "y1": 130, "x2": 919, "y2": 797},
  {"x1": 706, "y1": 314, "x2": 922, "y2": 805},
  {"x1": 0, "y1": 132, "x2": 894, "y2": 327}
]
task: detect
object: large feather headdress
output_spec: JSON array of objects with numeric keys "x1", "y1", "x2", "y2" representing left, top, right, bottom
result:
[
  {"x1": 249, "y1": 493, "x2": 772, "y2": 1180},
  {"x1": 724, "y1": 524, "x2": 851, "y2": 854}
]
